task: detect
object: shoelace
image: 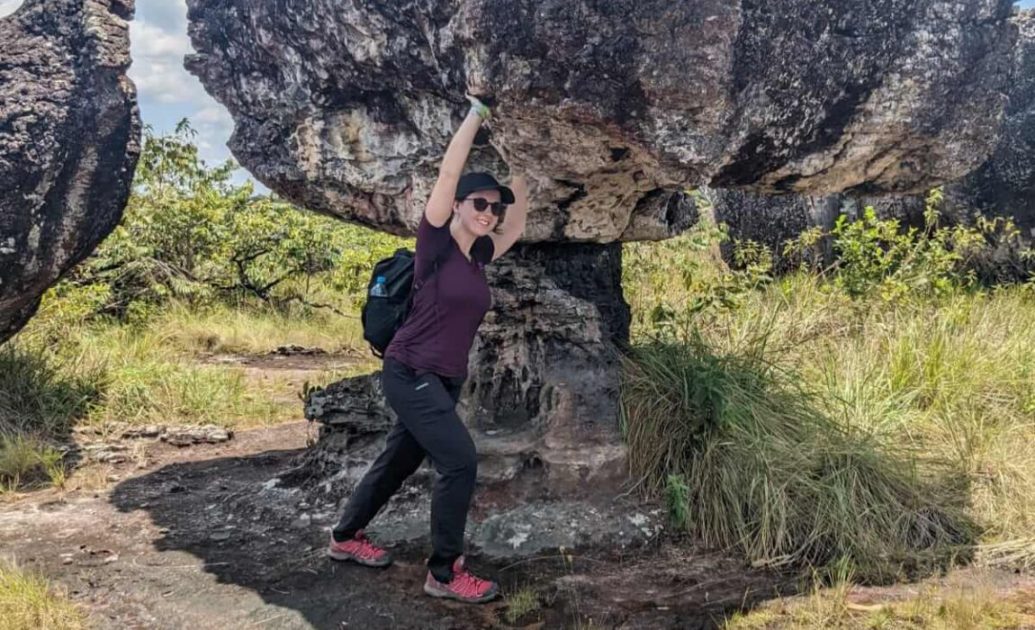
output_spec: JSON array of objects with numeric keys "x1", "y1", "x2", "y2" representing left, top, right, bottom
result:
[
  {"x1": 450, "y1": 569, "x2": 492, "y2": 598},
  {"x1": 346, "y1": 534, "x2": 384, "y2": 560}
]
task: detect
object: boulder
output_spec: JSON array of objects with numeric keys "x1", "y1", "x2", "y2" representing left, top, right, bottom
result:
[
  {"x1": 185, "y1": 0, "x2": 1016, "y2": 241},
  {"x1": 946, "y1": 10, "x2": 1035, "y2": 238},
  {"x1": 0, "y1": 0, "x2": 141, "y2": 342},
  {"x1": 714, "y1": 10, "x2": 1035, "y2": 278}
]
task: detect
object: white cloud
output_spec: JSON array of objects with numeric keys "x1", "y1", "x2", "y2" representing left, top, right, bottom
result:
[
  {"x1": 137, "y1": 0, "x2": 188, "y2": 32},
  {"x1": 128, "y1": 17, "x2": 204, "y2": 105},
  {"x1": 134, "y1": 20, "x2": 192, "y2": 58},
  {"x1": 194, "y1": 105, "x2": 231, "y2": 125},
  {"x1": 191, "y1": 105, "x2": 236, "y2": 164},
  {"x1": 0, "y1": 1, "x2": 22, "y2": 18}
]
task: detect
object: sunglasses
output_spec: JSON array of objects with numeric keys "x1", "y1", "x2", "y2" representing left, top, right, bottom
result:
[{"x1": 467, "y1": 197, "x2": 506, "y2": 217}]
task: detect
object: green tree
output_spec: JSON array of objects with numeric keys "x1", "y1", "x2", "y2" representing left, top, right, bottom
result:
[{"x1": 59, "y1": 120, "x2": 406, "y2": 321}]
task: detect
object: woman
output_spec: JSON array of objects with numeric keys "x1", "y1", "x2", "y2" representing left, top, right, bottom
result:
[{"x1": 327, "y1": 95, "x2": 528, "y2": 604}]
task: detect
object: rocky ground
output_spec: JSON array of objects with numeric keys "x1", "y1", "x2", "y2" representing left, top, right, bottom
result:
[{"x1": 0, "y1": 420, "x2": 792, "y2": 629}]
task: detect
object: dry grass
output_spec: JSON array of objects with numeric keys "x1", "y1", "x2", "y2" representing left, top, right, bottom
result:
[
  {"x1": 623, "y1": 228, "x2": 1035, "y2": 577},
  {"x1": 152, "y1": 302, "x2": 364, "y2": 356},
  {"x1": 726, "y1": 577, "x2": 1035, "y2": 629},
  {"x1": 0, "y1": 558, "x2": 86, "y2": 630},
  {"x1": 504, "y1": 585, "x2": 542, "y2": 624}
]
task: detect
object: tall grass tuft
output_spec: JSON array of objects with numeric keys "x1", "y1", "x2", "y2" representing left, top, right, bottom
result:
[
  {"x1": 621, "y1": 338, "x2": 974, "y2": 582},
  {"x1": 0, "y1": 345, "x2": 100, "y2": 436},
  {"x1": 0, "y1": 346, "x2": 99, "y2": 490},
  {"x1": 0, "y1": 558, "x2": 85, "y2": 629}
]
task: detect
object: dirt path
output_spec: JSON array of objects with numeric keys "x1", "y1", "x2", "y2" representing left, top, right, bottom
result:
[
  {"x1": 0, "y1": 419, "x2": 799, "y2": 629},
  {"x1": 0, "y1": 423, "x2": 506, "y2": 629},
  {"x1": 2, "y1": 419, "x2": 1032, "y2": 629}
]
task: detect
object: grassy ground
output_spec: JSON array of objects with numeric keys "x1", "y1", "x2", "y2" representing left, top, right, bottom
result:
[
  {"x1": 0, "y1": 300, "x2": 372, "y2": 492},
  {"x1": 0, "y1": 558, "x2": 86, "y2": 629},
  {"x1": 622, "y1": 228, "x2": 1035, "y2": 581},
  {"x1": 725, "y1": 571, "x2": 1035, "y2": 629},
  {"x1": 1, "y1": 201, "x2": 1033, "y2": 626}
]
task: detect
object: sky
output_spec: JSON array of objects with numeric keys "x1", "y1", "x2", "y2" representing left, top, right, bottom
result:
[
  {"x1": 1, "y1": 0, "x2": 1034, "y2": 182},
  {"x1": 0, "y1": 0, "x2": 239, "y2": 176}
]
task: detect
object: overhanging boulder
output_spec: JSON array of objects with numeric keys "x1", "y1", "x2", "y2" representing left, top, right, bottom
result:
[
  {"x1": 185, "y1": 0, "x2": 1016, "y2": 241},
  {"x1": 0, "y1": 0, "x2": 141, "y2": 343}
]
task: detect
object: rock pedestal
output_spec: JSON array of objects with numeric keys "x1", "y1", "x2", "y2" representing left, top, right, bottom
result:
[
  {"x1": 299, "y1": 244, "x2": 656, "y2": 559},
  {"x1": 302, "y1": 243, "x2": 629, "y2": 494}
]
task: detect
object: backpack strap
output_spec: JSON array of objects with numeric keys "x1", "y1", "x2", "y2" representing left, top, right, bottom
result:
[{"x1": 413, "y1": 236, "x2": 452, "y2": 292}]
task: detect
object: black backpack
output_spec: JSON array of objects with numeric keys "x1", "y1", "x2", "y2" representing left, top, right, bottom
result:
[{"x1": 360, "y1": 247, "x2": 442, "y2": 357}]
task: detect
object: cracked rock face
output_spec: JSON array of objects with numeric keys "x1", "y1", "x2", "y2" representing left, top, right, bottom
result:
[
  {"x1": 946, "y1": 10, "x2": 1035, "y2": 238},
  {"x1": 186, "y1": 0, "x2": 1015, "y2": 242},
  {"x1": 713, "y1": 10, "x2": 1035, "y2": 276},
  {"x1": 0, "y1": 0, "x2": 141, "y2": 343}
]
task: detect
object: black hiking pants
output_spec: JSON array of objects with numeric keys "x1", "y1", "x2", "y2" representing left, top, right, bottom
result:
[{"x1": 333, "y1": 357, "x2": 476, "y2": 583}]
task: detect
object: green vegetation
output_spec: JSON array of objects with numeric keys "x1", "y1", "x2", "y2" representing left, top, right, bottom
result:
[
  {"x1": 622, "y1": 198, "x2": 1035, "y2": 583},
  {"x1": 0, "y1": 558, "x2": 86, "y2": 629},
  {"x1": 61, "y1": 121, "x2": 406, "y2": 321},
  {"x1": 725, "y1": 567, "x2": 1035, "y2": 629},
  {"x1": 0, "y1": 122, "x2": 401, "y2": 491},
  {"x1": 504, "y1": 585, "x2": 542, "y2": 624}
]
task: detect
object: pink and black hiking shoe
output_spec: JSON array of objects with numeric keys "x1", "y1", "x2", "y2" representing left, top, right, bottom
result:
[
  {"x1": 423, "y1": 555, "x2": 499, "y2": 604},
  {"x1": 327, "y1": 530, "x2": 393, "y2": 568}
]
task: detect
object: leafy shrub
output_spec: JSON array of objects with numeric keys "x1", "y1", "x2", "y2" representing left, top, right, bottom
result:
[
  {"x1": 780, "y1": 189, "x2": 1034, "y2": 300},
  {"x1": 62, "y1": 121, "x2": 407, "y2": 322}
]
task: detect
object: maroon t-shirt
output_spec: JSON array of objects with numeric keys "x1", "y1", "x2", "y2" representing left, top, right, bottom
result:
[{"x1": 384, "y1": 216, "x2": 494, "y2": 378}]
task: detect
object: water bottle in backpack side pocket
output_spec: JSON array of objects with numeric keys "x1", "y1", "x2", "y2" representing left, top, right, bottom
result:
[{"x1": 369, "y1": 275, "x2": 389, "y2": 298}]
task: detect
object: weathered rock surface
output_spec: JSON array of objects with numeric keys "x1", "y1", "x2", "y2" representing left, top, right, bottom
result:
[
  {"x1": 714, "y1": 10, "x2": 1035, "y2": 276},
  {"x1": 0, "y1": 0, "x2": 141, "y2": 343},
  {"x1": 946, "y1": 10, "x2": 1035, "y2": 237},
  {"x1": 186, "y1": 0, "x2": 1015, "y2": 242}
]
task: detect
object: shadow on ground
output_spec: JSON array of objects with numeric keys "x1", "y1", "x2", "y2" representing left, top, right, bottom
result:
[{"x1": 110, "y1": 440, "x2": 796, "y2": 629}]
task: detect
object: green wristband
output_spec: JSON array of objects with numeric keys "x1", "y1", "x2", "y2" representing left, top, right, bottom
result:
[{"x1": 469, "y1": 102, "x2": 491, "y2": 120}]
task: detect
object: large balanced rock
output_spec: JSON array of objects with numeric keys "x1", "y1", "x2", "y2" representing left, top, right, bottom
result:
[
  {"x1": 0, "y1": 0, "x2": 141, "y2": 343},
  {"x1": 186, "y1": 0, "x2": 1019, "y2": 560},
  {"x1": 186, "y1": 0, "x2": 1016, "y2": 241}
]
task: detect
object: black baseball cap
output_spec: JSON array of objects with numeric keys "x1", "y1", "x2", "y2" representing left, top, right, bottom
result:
[{"x1": 455, "y1": 172, "x2": 515, "y2": 204}]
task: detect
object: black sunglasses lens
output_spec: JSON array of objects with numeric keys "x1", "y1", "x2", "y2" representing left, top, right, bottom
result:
[{"x1": 470, "y1": 197, "x2": 505, "y2": 216}]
